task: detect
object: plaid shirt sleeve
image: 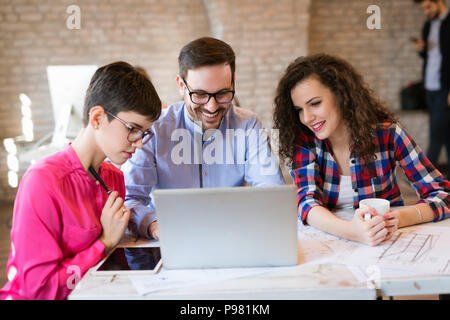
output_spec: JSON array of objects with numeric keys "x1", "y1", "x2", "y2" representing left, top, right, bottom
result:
[
  {"x1": 290, "y1": 138, "x2": 325, "y2": 223},
  {"x1": 393, "y1": 123, "x2": 450, "y2": 221}
]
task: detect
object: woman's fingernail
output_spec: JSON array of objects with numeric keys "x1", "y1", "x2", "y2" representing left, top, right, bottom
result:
[{"x1": 384, "y1": 214, "x2": 390, "y2": 219}]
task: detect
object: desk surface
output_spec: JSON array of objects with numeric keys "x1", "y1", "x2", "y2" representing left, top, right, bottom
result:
[
  {"x1": 70, "y1": 262, "x2": 375, "y2": 300},
  {"x1": 69, "y1": 219, "x2": 450, "y2": 300}
]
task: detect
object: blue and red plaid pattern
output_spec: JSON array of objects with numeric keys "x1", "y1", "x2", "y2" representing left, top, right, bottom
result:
[{"x1": 290, "y1": 121, "x2": 450, "y2": 223}]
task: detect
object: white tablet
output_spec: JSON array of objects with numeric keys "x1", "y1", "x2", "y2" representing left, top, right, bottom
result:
[{"x1": 92, "y1": 247, "x2": 162, "y2": 276}]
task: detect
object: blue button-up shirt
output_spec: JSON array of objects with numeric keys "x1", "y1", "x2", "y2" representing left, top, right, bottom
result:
[{"x1": 122, "y1": 101, "x2": 285, "y2": 238}]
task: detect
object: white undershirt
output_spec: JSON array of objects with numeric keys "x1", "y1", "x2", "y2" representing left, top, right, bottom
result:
[{"x1": 336, "y1": 175, "x2": 354, "y2": 210}]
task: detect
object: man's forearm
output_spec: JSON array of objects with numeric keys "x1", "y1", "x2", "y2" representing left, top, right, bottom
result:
[{"x1": 126, "y1": 204, "x2": 157, "y2": 238}]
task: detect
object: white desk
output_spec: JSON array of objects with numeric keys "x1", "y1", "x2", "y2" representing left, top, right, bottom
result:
[
  {"x1": 69, "y1": 262, "x2": 375, "y2": 300},
  {"x1": 69, "y1": 218, "x2": 450, "y2": 300},
  {"x1": 69, "y1": 232, "x2": 375, "y2": 300}
]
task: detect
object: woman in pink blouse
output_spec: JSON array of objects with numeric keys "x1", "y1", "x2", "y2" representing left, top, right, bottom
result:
[{"x1": 0, "y1": 62, "x2": 161, "y2": 300}]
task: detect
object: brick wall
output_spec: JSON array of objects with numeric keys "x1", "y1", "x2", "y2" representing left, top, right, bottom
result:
[
  {"x1": 310, "y1": 0, "x2": 426, "y2": 111},
  {"x1": 0, "y1": 0, "x2": 212, "y2": 201},
  {"x1": 0, "y1": 0, "x2": 447, "y2": 201},
  {"x1": 0, "y1": 0, "x2": 311, "y2": 201}
]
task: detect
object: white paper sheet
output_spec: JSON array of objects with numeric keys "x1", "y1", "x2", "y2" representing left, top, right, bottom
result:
[
  {"x1": 297, "y1": 212, "x2": 361, "y2": 264},
  {"x1": 298, "y1": 210, "x2": 450, "y2": 279},
  {"x1": 333, "y1": 225, "x2": 450, "y2": 275},
  {"x1": 129, "y1": 266, "x2": 290, "y2": 296}
]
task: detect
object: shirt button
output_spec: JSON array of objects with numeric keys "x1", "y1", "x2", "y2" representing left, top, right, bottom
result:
[
  {"x1": 95, "y1": 181, "x2": 100, "y2": 185},
  {"x1": 204, "y1": 171, "x2": 208, "y2": 176}
]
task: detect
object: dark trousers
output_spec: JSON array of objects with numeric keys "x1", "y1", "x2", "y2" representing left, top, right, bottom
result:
[{"x1": 426, "y1": 88, "x2": 450, "y2": 176}]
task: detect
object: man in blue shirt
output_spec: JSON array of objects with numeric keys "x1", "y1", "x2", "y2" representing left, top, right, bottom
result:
[{"x1": 122, "y1": 37, "x2": 285, "y2": 239}]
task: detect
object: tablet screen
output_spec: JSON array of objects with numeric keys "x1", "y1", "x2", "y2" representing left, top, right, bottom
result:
[{"x1": 97, "y1": 247, "x2": 161, "y2": 271}]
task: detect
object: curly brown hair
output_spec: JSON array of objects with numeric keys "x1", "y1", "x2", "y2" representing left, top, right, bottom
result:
[{"x1": 273, "y1": 54, "x2": 398, "y2": 165}]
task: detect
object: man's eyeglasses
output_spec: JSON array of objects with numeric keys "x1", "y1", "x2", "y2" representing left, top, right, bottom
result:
[
  {"x1": 106, "y1": 111, "x2": 154, "y2": 144},
  {"x1": 182, "y1": 78, "x2": 235, "y2": 105}
]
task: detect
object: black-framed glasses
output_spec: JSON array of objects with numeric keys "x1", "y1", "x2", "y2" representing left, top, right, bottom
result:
[
  {"x1": 182, "y1": 78, "x2": 235, "y2": 105},
  {"x1": 106, "y1": 111, "x2": 154, "y2": 144}
]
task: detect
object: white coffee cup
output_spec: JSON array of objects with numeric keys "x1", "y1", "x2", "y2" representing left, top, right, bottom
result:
[{"x1": 359, "y1": 198, "x2": 390, "y2": 221}]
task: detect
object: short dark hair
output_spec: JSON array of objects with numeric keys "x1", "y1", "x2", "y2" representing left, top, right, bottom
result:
[
  {"x1": 178, "y1": 37, "x2": 236, "y2": 80},
  {"x1": 134, "y1": 65, "x2": 151, "y2": 81},
  {"x1": 83, "y1": 61, "x2": 161, "y2": 126}
]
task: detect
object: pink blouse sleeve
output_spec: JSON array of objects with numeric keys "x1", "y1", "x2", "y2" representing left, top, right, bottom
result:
[{"x1": 1, "y1": 170, "x2": 106, "y2": 300}]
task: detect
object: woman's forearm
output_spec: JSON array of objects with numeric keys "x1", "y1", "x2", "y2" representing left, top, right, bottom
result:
[
  {"x1": 398, "y1": 203, "x2": 435, "y2": 228},
  {"x1": 306, "y1": 206, "x2": 355, "y2": 241}
]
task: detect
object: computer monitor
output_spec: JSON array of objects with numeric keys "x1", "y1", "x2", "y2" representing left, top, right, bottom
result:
[
  {"x1": 46, "y1": 65, "x2": 97, "y2": 143},
  {"x1": 19, "y1": 65, "x2": 98, "y2": 163}
]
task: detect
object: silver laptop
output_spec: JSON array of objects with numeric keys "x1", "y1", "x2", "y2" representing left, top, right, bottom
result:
[{"x1": 154, "y1": 185, "x2": 298, "y2": 269}]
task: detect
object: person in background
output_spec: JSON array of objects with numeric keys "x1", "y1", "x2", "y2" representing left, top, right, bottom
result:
[
  {"x1": 0, "y1": 62, "x2": 161, "y2": 299},
  {"x1": 273, "y1": 54, "x2": 450, "y2": 246},
  {"x1": 412, "y1": 0, "x2": 450, "y2": 178},
  {"x1": 122, "y1": 37, "x2": 285, "y2": 240}
]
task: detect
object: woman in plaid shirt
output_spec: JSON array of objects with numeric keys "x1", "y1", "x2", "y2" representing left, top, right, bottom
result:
[{"x1": 273, "y1": 54, "x2": 450, "y2": 246}]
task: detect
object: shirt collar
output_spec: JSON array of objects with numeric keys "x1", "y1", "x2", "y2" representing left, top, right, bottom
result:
[
  {"x1": 66, "y1": 143, "x2": 103, "y2": 184},
  {"x1": 182, "y1": 101, "x2": 196, "y2": 133}
]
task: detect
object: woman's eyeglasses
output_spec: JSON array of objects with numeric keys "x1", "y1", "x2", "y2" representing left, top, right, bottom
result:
[{"x1": 106, "y1": 111, "x2": 154, "y2": 144}]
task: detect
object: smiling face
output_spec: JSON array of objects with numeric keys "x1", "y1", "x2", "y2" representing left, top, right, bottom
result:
[
  {"x1": 290, "y1": 76, "x2": 347, "y2": 143},
  {"x1": 96, "y1": 110, "x2": 154, "y2": 165},
  {"x1": 177, "y1": 63, "x2": 234, "y2": 131}
]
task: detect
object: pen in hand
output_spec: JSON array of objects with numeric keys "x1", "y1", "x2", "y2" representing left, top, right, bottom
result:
[{"x1": 89, "y1": 166, "x2": 112, "y2": 195}]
